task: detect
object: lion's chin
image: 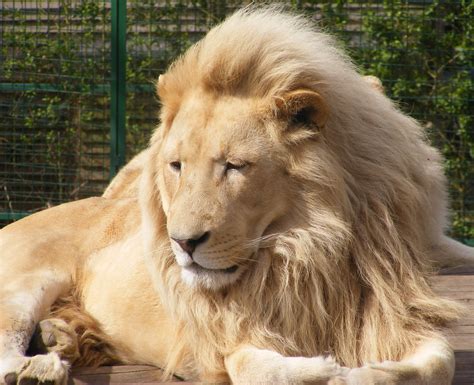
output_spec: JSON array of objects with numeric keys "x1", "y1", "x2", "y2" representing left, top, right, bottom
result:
[{"x1": 180, "y1": 262, "x2": 242, "y2": 290}]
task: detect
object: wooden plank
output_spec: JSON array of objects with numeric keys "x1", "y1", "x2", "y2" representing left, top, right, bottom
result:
[
  {"x1": 69, "y1": 365, "x2": 188, "y2": 384},
  {"x1": 440, "y1": 266, "x2": 474, "y2": 276},
  {"x1": 70, "y1": 354, "x2": 474, "y2": 385},
  {"x1": 68, "y1": 274, "x2": 474, "y2": 384},
  {"x1": 432, "y1": 275, "x2": 474, "y2": 353},
  {"x1": 453, "y1": 352, "x2": 474, "y2": 384}
]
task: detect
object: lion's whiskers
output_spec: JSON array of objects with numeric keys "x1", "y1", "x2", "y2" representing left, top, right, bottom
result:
[{"x1": 242, "y1": 232, "x2": 283, "y2": 249}]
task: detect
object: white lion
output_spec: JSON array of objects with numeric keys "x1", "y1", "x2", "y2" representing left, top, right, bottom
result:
[{"x1": 0, "y1": 6, "x2": 473, "y2": 385}]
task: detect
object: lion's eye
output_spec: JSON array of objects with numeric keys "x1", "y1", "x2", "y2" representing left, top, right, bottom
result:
[
  {"x1": 225, "y1": 161, "x2": 247, "y2": 172},
  {"x1": 170, "y1": 161, "x2": 181, "y2": 172}
]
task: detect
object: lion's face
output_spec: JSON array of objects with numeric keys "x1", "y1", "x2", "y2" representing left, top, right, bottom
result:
[
  {"x1": 156, "y1": 87, "x2": 327, "y2": 290},
  {"x1": 156, "y1": 91, "x2": 287, "y2": 289}
]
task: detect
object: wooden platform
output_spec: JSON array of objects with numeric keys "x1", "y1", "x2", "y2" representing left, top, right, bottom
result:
[{"x1": 69, "y1": 270, "x2": 474, "y2": 385}]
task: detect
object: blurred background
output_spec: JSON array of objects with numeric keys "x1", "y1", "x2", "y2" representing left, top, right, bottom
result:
[{"x1": 0, "y1": 1, "x2": 472, "y2": 243}]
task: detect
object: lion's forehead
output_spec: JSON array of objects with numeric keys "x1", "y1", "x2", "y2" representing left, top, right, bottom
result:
[{"x1": 163, "y1": 95, "x2": 274, "y2": 162}]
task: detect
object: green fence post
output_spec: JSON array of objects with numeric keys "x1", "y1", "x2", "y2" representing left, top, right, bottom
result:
[{"x1": 110, "y1": 0, "x2": 126, "y2": 178}]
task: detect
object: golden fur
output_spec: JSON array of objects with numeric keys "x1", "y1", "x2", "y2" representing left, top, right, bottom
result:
[{"x1": 0, "y1": 6, "x2": 473, "y2": 385}]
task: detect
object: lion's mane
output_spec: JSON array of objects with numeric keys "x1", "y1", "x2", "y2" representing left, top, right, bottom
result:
[{"x1": 140, "y1": 6, "x2": 460, "y2": 379}]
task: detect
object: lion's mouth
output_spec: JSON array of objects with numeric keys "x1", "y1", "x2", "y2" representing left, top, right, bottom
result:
[{"x1": 186, "y1": 262, "x2": 239, "y2": 274}]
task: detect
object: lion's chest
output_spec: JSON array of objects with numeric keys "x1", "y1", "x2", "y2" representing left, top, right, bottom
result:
[{"x1": 80, "y1": 235, "x2": 192, "y2": 374}]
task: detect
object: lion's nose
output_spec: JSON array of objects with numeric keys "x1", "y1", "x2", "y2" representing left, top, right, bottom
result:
[{"x1": 171, "y1": 232, "x2": 210, "y2": 257}]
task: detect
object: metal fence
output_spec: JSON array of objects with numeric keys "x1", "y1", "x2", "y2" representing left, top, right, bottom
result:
[{"x1": 0, "y1": 1, "x2": 472, "y2": 243}]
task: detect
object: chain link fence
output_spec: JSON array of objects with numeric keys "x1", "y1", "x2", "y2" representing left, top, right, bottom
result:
[{"x1": 1, "y1": 1, "x2": 472, "y2": 242}]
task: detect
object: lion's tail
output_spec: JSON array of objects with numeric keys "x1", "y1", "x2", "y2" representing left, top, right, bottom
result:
[
  {"x1": 49, "y1": 294, "x2": 126, "y2": 367},
  {"x1": 431, "y1": 235, "x2": 474, "y2": 269}
]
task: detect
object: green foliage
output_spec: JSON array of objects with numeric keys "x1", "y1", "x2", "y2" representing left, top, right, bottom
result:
[
  {"x1": 1, "y1": 1, "x2": 472, "y2": 239},
  {"x1": 354, "y1": 1, "x2": 473, "y2": 239},
  {"x1": 1, "y1": 0, "x2": 110, "y2": 211}
]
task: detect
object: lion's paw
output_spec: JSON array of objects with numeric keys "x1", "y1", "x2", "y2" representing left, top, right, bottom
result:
[
  {"x1": 368, "y1": 360, "x2": 415, "y2": 374},
  {"x1": 293, "y1": 355, "x2": 347, "y2": 383},
  {"x1": 309, "y1": 355, "x2": 342, "y2": 376},
  {"x1": 315, "y1": 356, "x2": 344, "y2": 377},
  {"x1": 336, "y1": 362, "x2": 416, "y2": 385},
  {"x1": 3, "y1": 353, "x2": 68, "y2": 385},
  {"x1": 30, "y1": 319, "x2": 79, "y2": 363},
  {"x1": 328, "y1": 376, "x2": 347, "y2": 385}
]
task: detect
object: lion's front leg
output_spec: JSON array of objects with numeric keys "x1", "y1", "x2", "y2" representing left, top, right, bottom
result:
[
  {"x1": 0, "y1": 273, "x2": 71, "y2": 385},
  {"x1": 0, "y1": 197, "x2": 137, "y2": 385},
  {"x1": 225, "y1": 345, "x2": 345, "y2": 385},
  {"x1": 336, "y1": 336, "x2": 455, "y2": 385},
  {"x1": 1, "y1": 318, "x2": 79, "y2": 385},
  {"x1": 2, "y1": 354, "x2": 68, "y2": 385}
]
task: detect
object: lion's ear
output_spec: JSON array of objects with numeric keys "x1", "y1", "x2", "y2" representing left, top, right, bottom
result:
[
  {"x1": 275, "y1": 89, "x2": 328, "y2": 130},
  {"x1": 363, "y1": 75, "x2": 384, "y2": 94},
  {"x1": 156, "y1": 74, "x2": 166, "y2": 98}
]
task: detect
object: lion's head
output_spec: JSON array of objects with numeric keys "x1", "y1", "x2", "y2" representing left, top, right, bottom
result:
[
  {"x1": 138, "y1": 6, "x2": 460, "y2": 378},
  {"x1": 156, "y1": 81, "x2": 330, "y2": 289}
]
